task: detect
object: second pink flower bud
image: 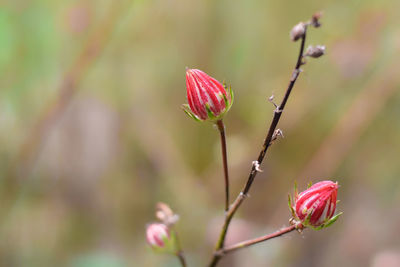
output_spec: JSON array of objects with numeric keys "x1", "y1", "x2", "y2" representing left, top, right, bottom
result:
[
  {"x1": 289, "y1": 180, "x2": 342, "y2": 230},
  {"x1": 146, "y1": 223, "x2": 177, "y2": 253}
]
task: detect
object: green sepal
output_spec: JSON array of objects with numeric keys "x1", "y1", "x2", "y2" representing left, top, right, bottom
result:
[
  {"x1": 205, "y1": 103, "x2": 217, "y2": 120},
  {"x1": 306, "y1": 212, "x2": 343, "y2": 231},
  {"x1": 181, "y1": 104, "x2": 202, "y2": 122},
  {"x1": 303, "y1": 208, "x2": 314, "y2": 226},
  {"x1": 150, "y1": 229, "x2": 178, "y2": 254},
  {"x1": 294, "y1": 180, "x2": 298, "y2": 199},
  {"x1": 221, "y1": 83, "x2": 234, "y2": 115},
  {"x1": 307, "y1": 181, "x2": 313, "y2": 188},
  {"x1": 310, "y1": 224, "x2": 325, "y2": 231},
  {"x1": 322, "y1": 212, "x2": 343, "y2": 228},
  {"x1": 222, "y1": 92, "x2": 229, "y2": 111},
  {"x1": 288, "y1": 194, "x2": 296, "y2": 218},
  {"x1": 225, "y1": 83, "x2": 234, "y2": 112}
]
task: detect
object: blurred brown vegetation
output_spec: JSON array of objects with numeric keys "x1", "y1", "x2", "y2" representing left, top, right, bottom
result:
[{"x1": 0, "y1": 0, "x2": 400, "y2": 266}]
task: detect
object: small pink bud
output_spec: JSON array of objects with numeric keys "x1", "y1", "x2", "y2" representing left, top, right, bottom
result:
[
  {"x1": 146, "y1": 223, "x2": 176, "y2": 253},
  {"x1": 293, "y1": 181, "x2": 340, "y2": 228},
  {"x1": 290, "y1": 22, "x2": 306, "y2": 42},
  {"x1": 183, "y1": 69, "x2": 233, "y2": 121}
]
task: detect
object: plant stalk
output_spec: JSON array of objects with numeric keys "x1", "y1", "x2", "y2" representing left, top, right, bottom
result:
[
  {"x1": 174, "y1": 230, "x2": 187, "y2": 267},
  {"x1": 216, "y1": 119, "x2": 230, "y2": 212},
  {"x1": 208, "y1": 28, "x2": 308, "y2": 267},
  {"x1": 217, "y1": 225, "x2": 296, "y2": 256},
  {"x1": 176, "y1": 251, "x2": 187, "y2": 267}
]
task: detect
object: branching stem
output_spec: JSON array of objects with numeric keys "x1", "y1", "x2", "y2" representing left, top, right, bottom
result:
[
  {"x1": 216, "y1": 225, "x2": 296, "y2": 256},
  {"x1": 208, "y1": 26, "x2": 309, "y2": 267}
]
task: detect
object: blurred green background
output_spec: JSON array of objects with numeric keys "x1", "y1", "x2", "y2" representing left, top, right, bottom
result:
[{"x1": 1, "y1": 0, "x2": 400, "y2": 266}]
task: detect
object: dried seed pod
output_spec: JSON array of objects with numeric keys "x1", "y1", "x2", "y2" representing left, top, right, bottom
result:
[
  {"x1": 290, "y1": 22, "x2": 306, "y2": 42},
  {"x1": 305, "y1": 45, "x2": 326, "y2": 58}
]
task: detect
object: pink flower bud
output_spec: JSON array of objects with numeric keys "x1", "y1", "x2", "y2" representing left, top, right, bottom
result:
[
  {"x1": 292, "y1": 181, "x2": 340, "y2": 228},
  {"x1": 183, "y1": 69, "x2": 233, "y2": 121},
  {"x1": 146, "y1": 223, "x2": 176, "y2": 252}
]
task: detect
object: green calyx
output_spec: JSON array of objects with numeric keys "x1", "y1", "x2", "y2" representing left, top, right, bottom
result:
[
  {"x1": 181, "y1": 85, "x2": 234, "y2": 123},
  {"x1": 150, "y1": 229, "x2": 178, "y2": 254},
  {"x1": 288, "y1": 194, "x2": 296, "y2": 218},
  {"x1": 290, "y1": 209, "x2": 343, "y2": 231},
  {"x1": 181, "y1": 104, "x2": 202, "y2": 122},
  {"x1": 222, "y1": 83, "x2": 234, "y2": 116},
  {"x1": 310, "y1": 212, "x2": 343, "y2": 230}
]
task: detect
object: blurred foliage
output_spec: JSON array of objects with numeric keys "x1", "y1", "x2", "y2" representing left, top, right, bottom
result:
[{"x1": 0, "y1": 0, "x2": 400, "y2": 266}]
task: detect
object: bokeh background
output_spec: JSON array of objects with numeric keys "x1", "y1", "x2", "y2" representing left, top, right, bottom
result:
[{"x1": 1, "y1": 0, "x2": 400, "y2": 266}]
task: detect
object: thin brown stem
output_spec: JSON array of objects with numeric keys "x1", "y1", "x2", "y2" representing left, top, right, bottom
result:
[
  {"x1": 208, "y1": 26, "x2": 309, "y2": 267},
  {"x1": 216, "y1": 119, "x2": 230, "y2": 212},
  {"x1": 217, "y1": 225, "x2": 296, "y2": 256},
  {"x1": 176, "y1": 251, "x2": 187, "y2": 267},
  {"x1": 174, "y1": 230, "x2": 187, "y2": 267}
]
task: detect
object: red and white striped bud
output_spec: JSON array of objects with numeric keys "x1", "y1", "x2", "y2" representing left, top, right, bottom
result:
[
  {"x1": 183, "y1": 69, "x2": 233, "y2": 122},
  {"x1": 146, "y1": 223, "x2": 176, "y2": 253},
  {"x1": 289, "y1": 180, "x2": 342, "y2": 230}
]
